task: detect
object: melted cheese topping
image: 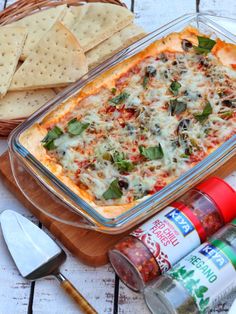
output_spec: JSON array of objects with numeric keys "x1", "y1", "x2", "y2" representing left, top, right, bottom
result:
[{"x1": 20, "y1": 28, "x2": 236, "y2": 218}]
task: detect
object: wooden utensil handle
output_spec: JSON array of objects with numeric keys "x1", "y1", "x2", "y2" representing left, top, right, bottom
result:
[{"x1": 55, "y1": 273, "x2": 98, "y2": 314}]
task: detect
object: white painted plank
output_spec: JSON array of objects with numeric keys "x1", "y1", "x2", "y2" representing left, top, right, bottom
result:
[
  {"x1": 0, "y1": 142, "x2": 33, "y2": 314},
  {"x1": 133, "y1": 0, "x2": 196, "y2": 32},
  {"x1": 33, "y1": 245, "x2": 115, "y2": 314},
  {"x1": 4, "y1": 0, "x2": 15, "y2": 7},
  {"x1": 0, "y1": 141, "x2": 34, "y2": 218},
  {"x1": 0, "y1": 0, "x2": 4, "y2": 10},
  {"x1": 200, "y1": 0, "x2": 236, "y2": 18},
  {"x1": 0, "y1": 228, "x2": 31, "y2": 314},
  {"x1": 0, "y1": 140, "x2": 7, "y2": 154},
  {"x1": 118, "y1": 282, "x2": 149, "y2": 314},
  {"x1": 0, "y1": 140, "x2": 38, "y2": 314}
]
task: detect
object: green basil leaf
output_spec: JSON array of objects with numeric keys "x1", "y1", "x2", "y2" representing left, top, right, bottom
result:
[
  {"x1": 142, "y1": 66, "x2": 157, "y2": 89},
  {"x1": 41, "y1": 126, "x2": 63, "y2": 150},
  {"x1": 111, "y1": 87, "x2": 117, "y2": 95},
  {"x1": 194, "y1": 36, "x2": 216, "y2": 54},
  {"x1": 116, "y1": 160, "x2": 134, "y2": 172},
  {"x1": 113, "y1": 151, "x2": 134, "y2": 172},
  {"x1": 102, "y1": 179, "x2": 123, "y2": 200},
  {"x1": 194, "y1": 102, "x2": 212, "y2": 123},
  {"x1": 67, "y1": 118, "x2": 89, "y2": 136},
  {"x1": 169, "y1": 99, "x2": 187, "y2": 115},
  {"x1": 219, "y1": 111, "x2": 233, "y2": 119},
  {"x1": 170, "y1": 81, "x2": 181, "y2": 95},
  {"x1": 113, "y1": 151, "x2": 126, "y2": 162},
  {"x1": 109, "y1": 92, "x2": 130, "y2": 105},
  {"x1": 180, "y1": 153, "x2": 189, "y2": 158},
  {"x1": 142, "y1": 76, "x2": 149, "y2": 89},
  {"x1": 139, "y1": 144, "x2": 164, "y2": 160}
]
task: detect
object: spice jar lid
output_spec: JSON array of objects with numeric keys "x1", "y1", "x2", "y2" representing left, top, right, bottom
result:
[{"x1": 196, "y1": 177, "x2": 236, "y2": 223}]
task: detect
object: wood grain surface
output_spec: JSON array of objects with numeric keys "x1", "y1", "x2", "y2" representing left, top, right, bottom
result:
[{"x1": 0, "y1": 0, "x2": 236, "y2": 313}]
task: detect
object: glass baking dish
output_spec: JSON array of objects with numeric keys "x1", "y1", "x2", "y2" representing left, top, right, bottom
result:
[{"x1": 8, "y1": 13, "x2": 236, "y2": 234}]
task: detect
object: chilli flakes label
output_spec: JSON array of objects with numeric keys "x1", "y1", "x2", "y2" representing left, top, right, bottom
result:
[{"x1": 131, "y1": 205, "x2": 201, "y2": 273}]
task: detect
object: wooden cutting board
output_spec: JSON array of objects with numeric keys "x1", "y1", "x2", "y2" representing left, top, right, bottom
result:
[{"x1": 0, "y1": 151, "x2": 235, "y2": 266}]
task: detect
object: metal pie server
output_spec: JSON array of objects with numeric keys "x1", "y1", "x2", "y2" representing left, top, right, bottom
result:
[{"x1": 0, "y1": 210, "x2": 97, "y2": 314}]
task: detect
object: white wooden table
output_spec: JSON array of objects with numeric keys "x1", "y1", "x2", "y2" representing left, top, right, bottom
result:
[{"x1": 0, "y1": 0, "x2": 236, "y2": 313}]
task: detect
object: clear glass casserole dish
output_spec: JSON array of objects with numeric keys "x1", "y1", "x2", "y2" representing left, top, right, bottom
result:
[{"x1": 8, "y1": 13, "x2": 236, "y2": 234}]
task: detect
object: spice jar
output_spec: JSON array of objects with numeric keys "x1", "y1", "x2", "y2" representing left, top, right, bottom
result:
[
  {"x1": 109, "y1": 177, "x2": 236, "y2": 291},
  {"x1": 144, "y1": 219, "x2": 236, "y2": 314}
]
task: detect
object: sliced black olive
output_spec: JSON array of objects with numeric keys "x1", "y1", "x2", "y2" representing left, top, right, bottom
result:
[
  {"x1": 118, "y1": 179, "x2": 129, "y2": 190},
  {"x1": 146, "y1": 65, "x2": 157, "y2": 77},
  {"x1": 199, "y1": 59, "x2": 209, "y2": 68},
  {"x1": 181, "y1": 39, "x2": 193, "y2": 51},
  {"x1": 171, "y1": 139, "x2": 180, "y2": 148},
  {"x1": 185, "y1": 146, "x2": 193, "y2": 156},
  {"x1": 184, "y1": 90, "x2": 189, "y2": 96},
  {"x1": 169, "y1": 99, "x2": 187, "y2": 116},
  {"x1": 164, "y1": 70, "x2": 169, "y2": 79},
  {"x1": 222, "y1": 99, "x2": 236, "y2": 108},
  {"x1": 177, "y1": 119, "x2": 191, "y2": 133},
  {"x1": 126, "y1": 123, "x2": 136, "y2": 134},
  {"x1": 159, "y1": 53, "x2": 168, "y2": 62},
  {"x1": 151, "y1": 123, "x2": 161, "y2": 135}
]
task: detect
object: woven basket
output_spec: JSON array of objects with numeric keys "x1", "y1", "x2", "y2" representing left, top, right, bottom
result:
[{"x1": 0, "y1": 0, "x2": 126, "y2": 138}]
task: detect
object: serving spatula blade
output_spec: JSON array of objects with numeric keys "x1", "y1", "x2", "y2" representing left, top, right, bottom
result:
[{"x1": 0, "y1": 210, "x2": 61, "y2": 278}]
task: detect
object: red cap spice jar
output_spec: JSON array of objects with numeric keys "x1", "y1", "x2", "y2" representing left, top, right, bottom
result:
[{"x1": 109, "y1": 177, "x2": 236, "y2": 292}]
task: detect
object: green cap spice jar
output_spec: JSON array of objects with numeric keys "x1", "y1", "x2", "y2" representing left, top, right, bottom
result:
[
  {"x1": 144, "y1": 219, "x2": 236, "y2": 314},
  {"x1": 109, "y1": 177, "x2": 236, "y2": 291}
]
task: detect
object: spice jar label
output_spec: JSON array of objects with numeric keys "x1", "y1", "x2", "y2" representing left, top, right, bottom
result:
[
  {"x1": 131, "y1": 205, "x2": 201, "y2": 273},
  {"x1": 169, "y1": 240, "x2": 236, "y2": 313}
]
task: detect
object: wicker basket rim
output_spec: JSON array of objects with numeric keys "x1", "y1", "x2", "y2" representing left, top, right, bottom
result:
[{"x1": 0, "y1": 0, "x2": 126, "y2": 25}]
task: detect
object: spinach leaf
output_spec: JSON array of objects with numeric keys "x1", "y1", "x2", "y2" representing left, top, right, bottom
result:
[
  {"x1": 102, "y1": 179, "x2": 123, "y2": 200},
  {"x1": 139, "y1": 144, "x2": 164, "y2": 160},
  {"x1": 67, "y1": 118, "x2": 89, "y2": 136},
  {"x1": 41, "y1": 126, "x2": 63, "y2": 150},
  {"x1": 109, "y1": 92, "x2": 130, "y2": 105},
  {"x1": 169, "y1": 99, "x2": 187, "y2": 115},
  {"x1": 194, "y1": 102, "x2": 212, "y2": 123},
  {"x1": 170, "y1": 81, "x2": 181, "y2": 96},
  {"x1": 194, "y1": 36, "x2": 216, "y2": 54}
]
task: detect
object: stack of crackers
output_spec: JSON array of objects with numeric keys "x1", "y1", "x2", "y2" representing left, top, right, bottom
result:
[{"x1": 0, "y1": 2, "x2": 146, "y2": 132}]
